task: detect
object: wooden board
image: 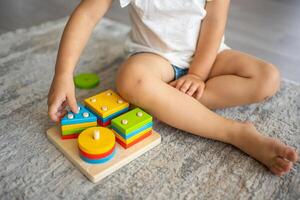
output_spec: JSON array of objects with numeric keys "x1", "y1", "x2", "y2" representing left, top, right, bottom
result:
[{"x1": 46, "y1": 126, "x2": 161, "y2": 183}]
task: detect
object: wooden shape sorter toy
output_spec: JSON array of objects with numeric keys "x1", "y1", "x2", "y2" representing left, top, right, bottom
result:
[
  {"x1": 84, "y1": 89, "x2": 129, "y2": 126},
  {"x1": 48, "y1": 89, "x2": 161, "y2": 182},
  {"x1": 46, "y1": 126, "x2": 161, "y2": 183},
  {"x1": 60, "y1": 103, "x2": 97, "y2": 139}
]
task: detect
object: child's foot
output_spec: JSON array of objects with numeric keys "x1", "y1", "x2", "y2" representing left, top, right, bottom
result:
[{"x1": 234, "y1": 123, "x2": 298, "y2": 176}]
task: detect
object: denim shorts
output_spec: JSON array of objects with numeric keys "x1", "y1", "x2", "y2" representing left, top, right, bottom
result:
[
  {"x1": 172, "y1": 65, "x2": 188, "y2": 80},
  {"x1": 129, "y1": 52, "x2": 188, "y2": 80}
]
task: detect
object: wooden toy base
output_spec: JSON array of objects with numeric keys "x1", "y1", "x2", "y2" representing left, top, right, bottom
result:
[{"x1": 46, "y1": 126, "x2": 161, "y2": 183}]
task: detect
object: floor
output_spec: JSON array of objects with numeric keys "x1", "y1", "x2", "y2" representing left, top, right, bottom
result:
[{"x1": 0, "y1": 0, "x2": 299, "y2": 81}]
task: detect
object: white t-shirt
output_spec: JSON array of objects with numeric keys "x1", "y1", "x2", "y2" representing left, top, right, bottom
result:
[{"x1": 119, "y1": 0, "x2": 229, "y2": 69}]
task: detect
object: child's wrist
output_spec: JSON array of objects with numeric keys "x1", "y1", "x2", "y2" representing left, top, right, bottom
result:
[
  {"x1": 187, "y1": 71, "x2": 206, "y2": 81},
  {"x1": 54, "y1": 72, "x2": 73, "y2": 82},
  {"x1": 54, "y1": 67, "x2": 74, "y2": 78},
  {"x1": 54, "y1": 62, "x2": 75, "y2": 78}
]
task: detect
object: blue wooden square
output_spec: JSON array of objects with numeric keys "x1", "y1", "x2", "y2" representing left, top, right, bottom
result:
[{"x1": 61, "y1": 103, "x2": 97, "y2": 125}]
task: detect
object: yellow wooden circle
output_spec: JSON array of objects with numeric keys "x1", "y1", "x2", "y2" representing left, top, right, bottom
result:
[{"x1": 78, "y1": 127, "x2": 115, "y2": 155}]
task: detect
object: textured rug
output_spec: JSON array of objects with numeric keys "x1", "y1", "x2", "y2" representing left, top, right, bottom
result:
[{"x1": 0, "y1": 18, "x2": 299, "y2": 200}]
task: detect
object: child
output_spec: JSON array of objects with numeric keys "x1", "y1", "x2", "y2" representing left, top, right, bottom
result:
[{"x1": 48, "y1": 0, "x2": 298, "y2": 175}]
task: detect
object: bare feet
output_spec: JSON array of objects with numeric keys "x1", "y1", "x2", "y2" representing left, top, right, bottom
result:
[{"x1": 232, "y1": 123, "x2": 298, "y2": 176}]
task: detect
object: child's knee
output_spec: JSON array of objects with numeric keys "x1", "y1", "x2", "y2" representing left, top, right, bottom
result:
[
  {"x1": 254, "y1": 63, "x2": 280, "y2": 101},
  {"x1": 116, "y1": 65, "x2": 153, "y2": 104}
]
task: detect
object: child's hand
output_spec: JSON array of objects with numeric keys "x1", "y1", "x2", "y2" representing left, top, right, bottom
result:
[
  {"x1": 48, "y1": 74, "x2": 78, "y2": 123},
  {"x1": 169, "y1": 74, "x2": 205, "y2": 100}
]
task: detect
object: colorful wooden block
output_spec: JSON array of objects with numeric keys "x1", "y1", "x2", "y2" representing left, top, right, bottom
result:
[
  {"x1": 78, "y1": 127, "x2": 115, "y2": 155},
  {"x1": 111, "y1": 108, "x2": 152, "y2": 134},
  {"x1": 60, "y1": 104, "x2": 98, "y2": 140},
  {"x1": 78, "y1": 127, "x2": 116, "y2": 165},
  {"x1": 84, "y1": 89, "x2": 129, "y2": 118},
  {"x1": 111, "y1": 108, "x2": 154, "y2": 149},
  {"x1": 61, "y1": 103, "x2": 97, "y2": 125}
]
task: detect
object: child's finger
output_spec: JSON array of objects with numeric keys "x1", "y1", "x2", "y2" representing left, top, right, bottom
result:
[
  {"x1": 169, "y1": 81, "x2": 177, "y2": 87},
  {"x1": 57, "y1": 109, "x2": 68, "y2": 120},
  {"x1": 194, "y1": 85, "x2": 204, "y2": 100},
  {"x1": 58, "y1": 100, "x2": 67, "y2": 112},
  {"x1": 175, "y1": 79, "x2": 185, "y2": 90},
  {"x1": 198, "y1": 84, "x2": 205, "y2": 99},
  {"x1": 62, "y1": 100, "x2": 68, "y2": 107},
  {"x1": 194, "y1": 90, "x2": 202, "y2": 100},
  {"x1": 67, "y1": 94, "x2": 79, "y2": 114},
  {"x1": 48, "y1": 101, "x2": 61, "y2": 122},
  {"x1": 186, "y1": 83, "x2": 198, "y2": 96},
  {"x1": 180, "y1": 81, "x2": 192, "y2": 93}
]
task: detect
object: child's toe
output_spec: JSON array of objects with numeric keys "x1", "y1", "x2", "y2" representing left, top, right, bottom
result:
[
  {"x1": 273, "y1": 141, "x2": 297, "y2": 162},
  {"x1": 270, "y1": 165, "x2": 284, "y2": 176},
  {"x1": 275, "y1": 157, "x2": 292, "y2": 172},
  {"x1": 285, "y1": 147, "x2": 298, "y2": 162}
]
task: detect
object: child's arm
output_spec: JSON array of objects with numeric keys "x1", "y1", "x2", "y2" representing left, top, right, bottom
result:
[
  {"x1": 170, "y1": 0, "x2": 230, "y2": 99},
  {"x1": 188, "y1": 0, "x2": 230, "y2": 80},
  {"x1": 48, "y1": 0, "x2": 113, "y2": 122}
]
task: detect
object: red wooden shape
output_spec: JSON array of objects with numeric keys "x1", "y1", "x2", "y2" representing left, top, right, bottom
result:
[
  {"x1": 116, "y1": 130, "x2": 152, "y2": 149},
  {"x1": 97, "y1": 119, "x2": 111, "y2": 127},
  {"x1": 61, "y1": 133, "x2": 79, "y2": 140},
  {"x1": 79, "y1": 144, "x2": 116, "y2": 159}
]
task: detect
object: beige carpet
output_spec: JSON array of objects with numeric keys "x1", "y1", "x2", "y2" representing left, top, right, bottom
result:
[{"x1": 0, "y1": 18, "x2": 299, "y2": 200}]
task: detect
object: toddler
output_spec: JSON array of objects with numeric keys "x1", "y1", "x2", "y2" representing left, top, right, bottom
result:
[{"x1": 48, "y1": 0, "x2": 298, "y2": 176}]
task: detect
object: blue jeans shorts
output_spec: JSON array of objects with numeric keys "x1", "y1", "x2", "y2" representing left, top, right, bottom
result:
[
  {"x1": 129, "y1": 52, "x2": 188, "y2": 80},
  {"x1": 172, "y1": 65, "x2": 188, "y2": 80}
]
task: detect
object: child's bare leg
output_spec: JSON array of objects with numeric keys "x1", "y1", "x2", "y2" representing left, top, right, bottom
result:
[
  {"x1": 116, "y1": 53, "x2": 298, "y2": 176},
  {"x1": 200, "y1": 50, "x2": 280, "y2": 110}
]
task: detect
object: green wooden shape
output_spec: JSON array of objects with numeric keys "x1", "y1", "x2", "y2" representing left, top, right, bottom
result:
[
  {"x1": 74, "y1": 73, "x2": 100, "y2": 89},
  {"x1": 61, "y1": 127, "x2": 87, "y2": 135},
  {"x1": 111, "y1": 108, "x2": 152, "y2": 134}
]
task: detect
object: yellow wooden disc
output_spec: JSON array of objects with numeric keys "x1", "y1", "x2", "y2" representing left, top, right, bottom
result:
[{"x1": 78, "y1": 127, "x2": 115, "y2": 155}]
